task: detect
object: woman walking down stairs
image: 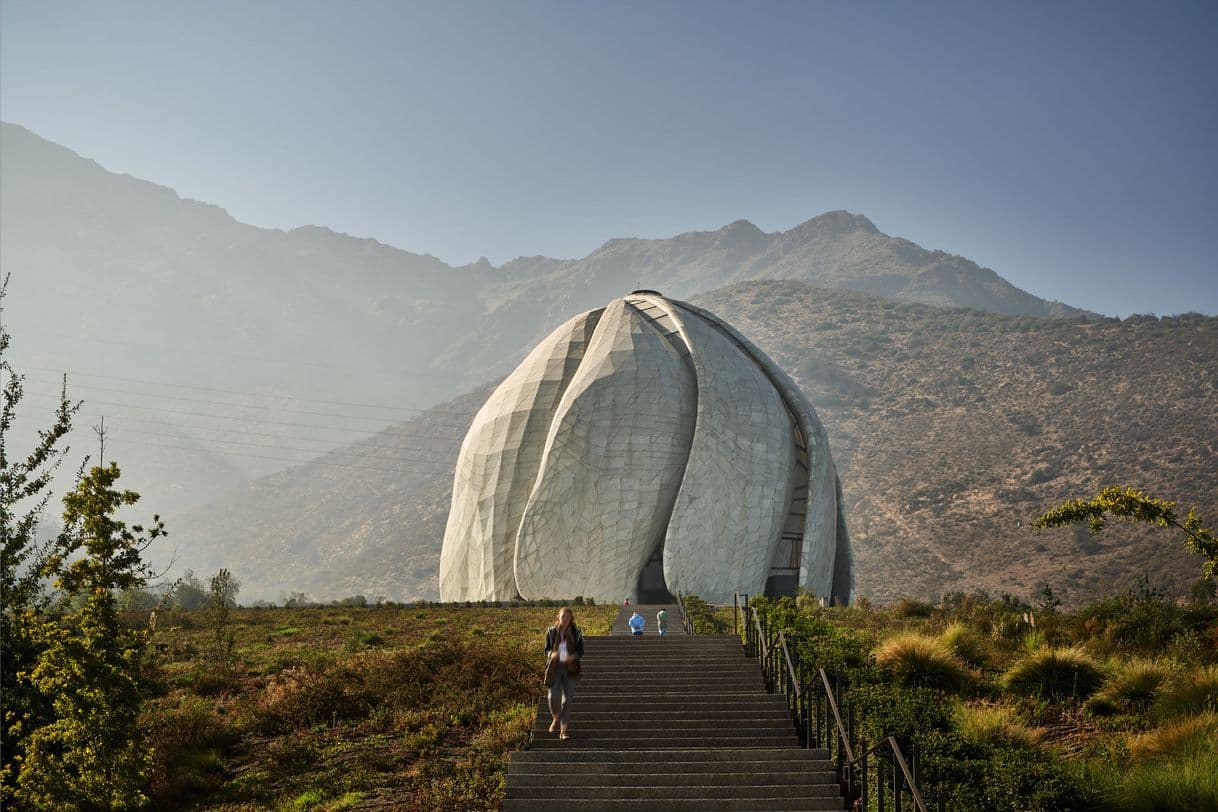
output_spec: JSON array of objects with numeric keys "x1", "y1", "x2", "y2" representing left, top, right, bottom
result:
[{"x1": 502, "y1": 604, "x2": 844, "y2": 811}]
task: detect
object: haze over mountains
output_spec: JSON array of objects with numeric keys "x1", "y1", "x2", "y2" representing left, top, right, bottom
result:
[{"x1": 4, "y1": 122, "x2": 1212, "y2": 604}]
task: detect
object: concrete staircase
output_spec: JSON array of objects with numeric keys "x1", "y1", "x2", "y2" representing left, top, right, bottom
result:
[{"x1": 502, "y1": 605, "x2": 844, "y2": 811}]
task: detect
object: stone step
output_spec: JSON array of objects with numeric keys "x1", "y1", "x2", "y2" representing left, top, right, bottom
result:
[
  {"x1": 536, "y1": 709, "x2": 793, "y2": 721},
  {"x1": 502, "y1": 798, "x2": 843, "y2": 811},
  {"x1": 528, "y1": 725, "x2": 794, "y2": 740},
  {"x1": 507, "y1": 783, "x2": 842, "y2": 800},
  {"x1": 507, "y1": 768, "x2": 837, "y2": 785},
  {"x1": 578, "y1": 661, "x2": 754, "y2": 669},
  {"x1": 586, "y1": 638, "x2": 737, "y2": 644},
  {"x1": 540, "y1": 698, "x2": 788, "y2": 712},
  {"x1": 529, "y1": 735, "x2": 800, "y2": 749},
  {"x1": 511, "y1": 748, "x2": 833, "y2": 763},
  {"x1": 532, "y1": 724, "x2": 796, "y2": 736}
]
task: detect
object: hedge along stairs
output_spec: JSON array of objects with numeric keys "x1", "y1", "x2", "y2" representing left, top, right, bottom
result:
[{"x1": 502, "y1": 604, "x2": 844, "y2": 811}]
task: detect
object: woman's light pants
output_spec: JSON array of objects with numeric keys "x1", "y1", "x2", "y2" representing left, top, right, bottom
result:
[{"x1": 548, "y1": 662, "x2": 575, "y2": 724}]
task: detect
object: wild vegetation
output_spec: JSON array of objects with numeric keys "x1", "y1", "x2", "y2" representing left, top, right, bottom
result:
[{"x1": 731, "y1": 586, "x2": 1218, "y2": 811}]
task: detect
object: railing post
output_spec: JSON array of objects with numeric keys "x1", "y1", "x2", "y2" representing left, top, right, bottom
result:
[
  {"x1": 893, "y1": 745, "x2": 902, "y2": 812},
  {"x1": 881, "y1": 754, "x2": 891, "y2": 812},
  {"x1": 859, "y1": 740, "x2": 868, "y2": 811}
]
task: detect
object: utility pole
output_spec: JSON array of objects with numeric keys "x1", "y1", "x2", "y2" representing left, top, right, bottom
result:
[{"x1": 93, "y1": 415, "x2": 107, "y2": 463}]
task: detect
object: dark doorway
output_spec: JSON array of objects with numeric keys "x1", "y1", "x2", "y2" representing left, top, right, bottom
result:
[{"x1": 636, "y1": 545, "x2": 674, "y2": 603}]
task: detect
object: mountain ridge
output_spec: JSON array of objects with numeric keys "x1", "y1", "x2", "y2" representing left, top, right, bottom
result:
[{"x1": 0, "y1": 120, "x2": 1116, "y2": 535}]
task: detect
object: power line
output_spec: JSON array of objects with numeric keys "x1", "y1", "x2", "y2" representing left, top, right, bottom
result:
[
  {"x1": 106, "y1": 436, "x2": 448, "y2": 476},
  {"x1": 20, "y1": 375, "x2": 476, "y2": 424},
  {"x1": 7, "y1": 328, "x2": 477, "y2": 380},
  {"x1": 107, "y1": 428, "x2": 454, "y2": 466},
  {"x1": 14, "y1": 363, "x2": 482, "y2": 416},
  {"x1": 41, "y1": 409, "x2": 464, "y2": 452},
  {"x1": 14, "y1": 393, "x2": 474, "y2": 434}
]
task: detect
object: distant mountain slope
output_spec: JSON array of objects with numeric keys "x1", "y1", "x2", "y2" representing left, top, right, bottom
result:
[
  {"x1": 0, "y1": 121, "x2": 1088, "y2": 523},
  {"x1": 169, "y1": 282, "x2": 1216, "y2": 604},
  {"x1": 154, "y1": 384, "x2": 496, "y2": 602}
]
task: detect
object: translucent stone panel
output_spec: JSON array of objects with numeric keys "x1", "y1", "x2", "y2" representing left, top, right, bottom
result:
[
  {"x1": 513, "y1": 299, "x2": 697, "y2": 603},
  {"x1": 639, "y1": 296, "x2": 794, "y2": 604},
  {"x1": 672, "y1": 299, "x2": 853, "y2": 604},
  {"x1": 438, "y1": 307, "x2": 604, "y2": 600}
]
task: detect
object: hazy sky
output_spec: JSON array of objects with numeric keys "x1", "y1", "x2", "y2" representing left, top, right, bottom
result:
[{"x1": 2, "y1": 1, "x2": 1215, "y2": 316}]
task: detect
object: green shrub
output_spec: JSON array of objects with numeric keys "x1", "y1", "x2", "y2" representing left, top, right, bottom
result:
[
  {"x1": 1087, "y1": 658, "x2": 1170, "y2": 716},
  {"x1": 145, "y1": 695, "x2": 237, "y2": 804},
  {"x1": 940, "y1": 622, "x2": 990, "y2": 668},
  {"x1": 894, "y1": 597, "x2": 936, "y2": 618},
  {"x1": 956, "y1": 704, "x2": 1042, "y2": 750},
  {"x1": 1096, "y1": 741, "x2": 1218, "y2": 811},
  {"x1": 1004, "y1": 647, "x2": 1105, "y2": 700},
  {"x1": 1128, "y1": 713, "x2": 1218, "y2": 762},
  {"x1": 1155, "y1": 665, "x2": 1218, "y2": 719},
  {"x1": 874, "y1": 633, "x2": 974, "y2": 691}
]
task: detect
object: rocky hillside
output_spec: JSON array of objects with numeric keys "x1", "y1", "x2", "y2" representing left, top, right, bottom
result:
[{"x1": 168, "y1": 282, "x2": 1216, "y2": 604}]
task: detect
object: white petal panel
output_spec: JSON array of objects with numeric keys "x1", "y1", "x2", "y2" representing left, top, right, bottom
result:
[
  {"x1": 438, "y1": 307, "x2": 604, "y2": 600},
  {"x1": 513, "y1": 299, "x2": 697, "y2": 603},
  {"x1": 672, "y1": 299, "x2": 851, "y2": 602},
  {"x1": 633, "y1": 295, "x2": 794, "y2": 605}
]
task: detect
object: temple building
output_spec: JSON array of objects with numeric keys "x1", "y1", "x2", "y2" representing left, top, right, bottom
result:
[{"x1": 439, "y1": 291, "x2": 853, "y2": 605}]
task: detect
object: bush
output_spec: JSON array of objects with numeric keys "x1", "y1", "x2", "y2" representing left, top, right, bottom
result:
[
  {"x1": 940, "y1": 622, "x2": 990, "y2": 668},
  {"x1": 874, "y1": 633, "x2": 974, "y2": 691},
  {"x1": 1127, "y1": 713, "x2": 1218, "y2": 762},
  {"x1": 145, "y1": 696, "x2": 236, "y2": 803},
  {"x1": 1155, "y1": 665, "x2": 1218, "y2": 719},
  {"x1": 1087, "y1": 658, "x2": 1170, "y2": 716},
  {"x1": 1004, "y1": 647, "x2": 1105, "y2": 700},
  {"x1": 1103, "y1": 702, "x2": 1218, "y2": 803},
  {"x1": 894, "y1": 597, "x2": 936, "y2": 618},
  {"x1": 956, "y1": 704, "x2": 1042, "y2": 750}
]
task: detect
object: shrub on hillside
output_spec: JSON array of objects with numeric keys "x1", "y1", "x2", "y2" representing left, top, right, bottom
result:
[
  {"x1": 956, "y1": 705, "x2": 1042, "y2": 750},
  {"x1": 1095, "y1": 718, "x2": 1218, "y2": 812},
  {"x1": 1127, "y1": 713, "x2": 1218, "y2": 762},
  {"x1": 940, "y1": 622, "x2": 990, "y2": 668},
  {"x1": 1087, "y1": 659, "x2": 1170, "y2": 716},
  {"x1": 874, "y1": 633, "x2": 974, "y2": 691},
  {"x1": 145, "y1": 695, "x2": 237, "y2": 804},
  {"x1": 894, "y1": 597, "x2": 935, "y2": 618},
  {"x1": 1003, "y1": 647, "x2": 1104, "y2": 700},
  {"x1": 1155, "y1": 665, "x2": 1218, "y2": 719}
]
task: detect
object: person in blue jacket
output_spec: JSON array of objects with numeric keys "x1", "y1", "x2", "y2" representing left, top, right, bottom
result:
[{"x1": 628, "y1": 611, "x2": 645, "y2": 635}]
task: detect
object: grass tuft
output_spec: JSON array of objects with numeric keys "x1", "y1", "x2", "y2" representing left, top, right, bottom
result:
[
  {"x1": 1087, "y1": 658, "x2": 1170, "y2": 716},
  {"x1": 939, "y1": 622, "x2": 990, "y2": 668},
  {"x1": 956, "y1": 704, "x2": 1042, "y2": 749},
  {"x1": 1127, "y1": 712, "x2": 1218, "y2": 762},
  {"x1": 874, "y1": 632, "x2": 973, "y2": 691},
  {"x1": 1003, "y1": 647, "x2": 1105, "y2": 699},
  {"x1": 1154, "y1": 664, "x2": 1218, "y2": 719}
]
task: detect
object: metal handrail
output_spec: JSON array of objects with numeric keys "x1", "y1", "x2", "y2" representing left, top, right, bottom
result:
[
  {"x1": 816, "y1": 667, "x2": 856, "y2": 765},
  {"x1": 741, "y1": 601, "x2": 937, "y2": 812},
  {"x1": 676, "y1": 592, "x2": 695, "y2": 635},
  {"x1": 857, "y1": 737, "x2": 929, "y2": 812},
  {"x1": 779, "y1": 632, "x2": 800, "y2": 698}
]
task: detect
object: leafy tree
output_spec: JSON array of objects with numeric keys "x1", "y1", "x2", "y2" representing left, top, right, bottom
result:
[
  {"x1": 1034, "y1": 486, "x2": 1217, "y2": 580},
  {"x1": 171, "y1": 568, "x2": 209, "y2": 610},
  {"x1": 15, "y1": 464, "x2": 165, "y2": 810},
  {"x1": 0, "y1": 275, "x2": 80, "y2": 796},
  {"x1": 207, "y1": 568, "x2": 240, "y2": 668}
]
